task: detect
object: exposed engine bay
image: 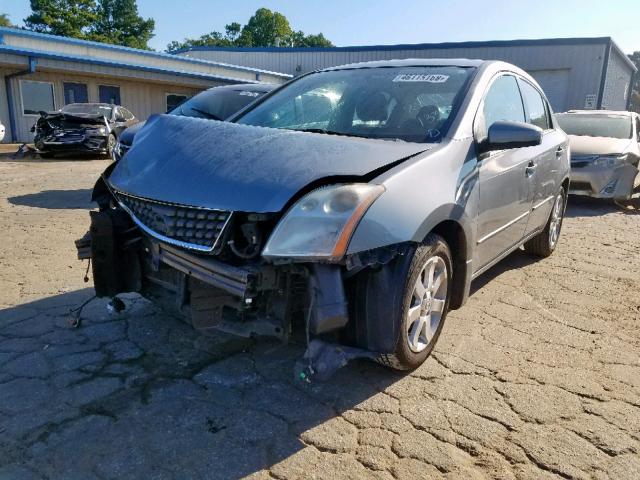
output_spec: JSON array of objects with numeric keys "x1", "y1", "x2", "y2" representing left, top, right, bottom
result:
[
  {"x1": 33, "y1": 111, "x2": 110, "y2": 155},
  {"x1": 77, "y1": 174, "x2": 410, "y2": 380}
]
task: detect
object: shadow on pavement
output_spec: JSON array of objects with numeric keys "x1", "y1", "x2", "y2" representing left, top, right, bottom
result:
[
  {"x1": 0, "y1": 288, "x2": 404, "y2": 479},
  {"x1": 565, "y1": 193, "x2": 640, "y2": 217},
  {"x1": 469, "y1": 249, "x2": 538, "y2": 297},
  {"x1": 8, "y1": 189, "x2": 94, "y2": 209}
]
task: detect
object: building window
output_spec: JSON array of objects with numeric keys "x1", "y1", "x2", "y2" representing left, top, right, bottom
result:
[
  {"x1": 20, "y1": 80, "x2": 55, "y2": 115},
  {"x1": 166, "y1": 93, "x2": 189, "y2": 113},
  {"x1": 99, "y1": 85, "x2": 121, "y2": 105},
  {"x1": 63, "y1": 82, "x2": 88, "y2": 104}
]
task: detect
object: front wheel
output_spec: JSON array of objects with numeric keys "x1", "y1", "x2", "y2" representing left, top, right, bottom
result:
[
  {"x1": 524, "y1": 187, "x2": 565, "y2": 257},
  {"x1": 377, "y1": 234, "x2": 452, "y2": 370},
  {"x1": 105, "y1": 134, "x2": 117, "y2": 158}
]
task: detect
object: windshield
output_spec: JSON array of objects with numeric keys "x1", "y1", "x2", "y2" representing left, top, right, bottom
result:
[
  {"x1": 556, "y1": 113, "x2": 632, "y2": 139},
  {"x1": 61, "y1": 104, "x2": 113, "y2": 117},
  {"x1": 172, "y1": 88, "x2": 267, "y2": 121},
  {"x1": 236, "y1": 66, "x2": 475, "y2": 143}
]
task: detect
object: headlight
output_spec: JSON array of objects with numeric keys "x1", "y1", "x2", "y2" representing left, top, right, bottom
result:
[
  {"x1": 262, "y1": 184, "x2": 385, "y2": 261},
  {"x1": 88, "y1": 126, "x2": 107, "y2": 136},
  {"x1": 593, "y1": 154, "x2": 628, "y2": 168}
]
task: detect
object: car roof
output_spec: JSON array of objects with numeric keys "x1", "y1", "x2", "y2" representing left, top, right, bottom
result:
[
  {"x1": 320, "y1": 58, "x2": 487, "y2": 71},
  {"x1": 206, "y1": 83, "x2": 277, "y2": 93},
  {"x1": 560, "y1": 110, "x2": 634, "y2": 117}
]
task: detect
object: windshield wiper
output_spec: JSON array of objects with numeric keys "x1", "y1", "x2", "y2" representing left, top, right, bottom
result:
[
  {"x1": 294, "y1": 128, "x2": 366, "y2": 139},
  {"x1": 187, "y1": 107, "x2": 222, "y2": 120}
]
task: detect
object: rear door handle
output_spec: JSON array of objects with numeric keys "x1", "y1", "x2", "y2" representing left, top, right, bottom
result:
[{"x1": 525, "y1": 161, "x2": 537, "y2": 177}]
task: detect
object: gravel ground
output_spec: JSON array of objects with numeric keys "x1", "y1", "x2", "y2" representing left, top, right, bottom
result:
[{"x1": 0, "y1": 154, "x2": 639, "y2": 480}]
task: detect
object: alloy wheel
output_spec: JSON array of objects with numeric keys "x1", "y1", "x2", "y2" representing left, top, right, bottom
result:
[
  {"x1": 549, "y1": 192, "x2": 564, "y2": 248},
  {"x1": 406, "y1": 256, "x2": 448, "y2": 353}
]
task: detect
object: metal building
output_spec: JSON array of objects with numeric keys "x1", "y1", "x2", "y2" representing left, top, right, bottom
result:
[
  {"x1": 177, "y1": 37, "x2": 637, "y2": 113},
  {"x1": 0, "y1": 27, "x2": 290, "y2": 143}
]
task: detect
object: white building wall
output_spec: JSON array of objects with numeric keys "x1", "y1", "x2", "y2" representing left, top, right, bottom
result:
[
  {"x1": 601, "y1": 48, "x2": 633, "y2": 110},
  {"x1": 181, "y1": 42, "x2": 620, "y2": 112},
  {"x1": 4, "y1": 70, "x2": 206, "y2": 142}
]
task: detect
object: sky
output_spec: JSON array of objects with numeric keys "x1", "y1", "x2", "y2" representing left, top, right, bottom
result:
[{"x1": 1, "y1": 0, "x2": 639, "y2": 53}]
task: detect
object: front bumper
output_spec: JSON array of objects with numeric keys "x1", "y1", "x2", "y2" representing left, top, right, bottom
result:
[
  {"x1": 36, "y1": 134, "x2": 109, "y2": 154},
  {"x1": 569, "y1": 161, "x2": 639, "y2": 200}
]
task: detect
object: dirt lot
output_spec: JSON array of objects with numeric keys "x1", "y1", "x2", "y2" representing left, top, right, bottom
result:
[{"x1": 0, "y1": 153, "x2": 639, "y2": 480}]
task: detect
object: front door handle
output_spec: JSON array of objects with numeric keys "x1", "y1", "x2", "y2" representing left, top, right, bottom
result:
[
  {"x1": 525, "y1": 161, "x2": 537, "y2": 177},
  {"x1": 556, "y1": 146, "x2": 564, "y2": 158}
]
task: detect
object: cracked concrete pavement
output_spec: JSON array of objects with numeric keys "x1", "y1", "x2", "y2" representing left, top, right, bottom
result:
[{"x1": 0, "y1": 155, "x2": 639, "y2": 479}]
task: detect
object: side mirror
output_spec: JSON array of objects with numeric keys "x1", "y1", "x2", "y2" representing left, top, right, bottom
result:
[{"x1": 484, "y1": 121, "x2": 542, "y2": 151}]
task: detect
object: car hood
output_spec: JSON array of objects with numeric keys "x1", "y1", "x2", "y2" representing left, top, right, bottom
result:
[
  {"x1": 107, "y1": 114, "x2": 430, "y2": 213},
  {"x1": 567, "y1": 135, "x2": 633, "y2": 156}
]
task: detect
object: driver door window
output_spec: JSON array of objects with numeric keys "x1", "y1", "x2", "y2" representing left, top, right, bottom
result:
[{"x1": 478, "y1": 75, "x2": 525, "y2": 141}]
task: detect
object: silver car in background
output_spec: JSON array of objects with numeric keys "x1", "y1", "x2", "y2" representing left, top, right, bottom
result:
[{"x1": 556, "y1": 110, "x2": 640, "y2": 199}]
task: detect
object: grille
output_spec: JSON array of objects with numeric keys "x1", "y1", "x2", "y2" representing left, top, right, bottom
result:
[
  {"x1": 571, "y1": 161, "x2": 590, "y2": 169},
  {"x1": 115, "y1": 192, "x2": 231, "y2": 252},
  {"x1": 570, "y1": 181, "x2": 592, "y2": 192}
]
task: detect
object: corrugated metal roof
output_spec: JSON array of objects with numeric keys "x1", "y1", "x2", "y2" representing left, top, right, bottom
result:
[
  {"x1": 0, "y1": 26, "x2": 292, "y2": 79},
  {"x1": 176, "y1": 36, "x2": 637, "y2": 72}
]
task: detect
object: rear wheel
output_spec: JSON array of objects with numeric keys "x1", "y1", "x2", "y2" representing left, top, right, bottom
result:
[
  {"x1": 377, "y1": 234, "x2": 452, "y2": 370},
  {"x1": 524, "y1": 187, "x2": 565, "y2": 257}
]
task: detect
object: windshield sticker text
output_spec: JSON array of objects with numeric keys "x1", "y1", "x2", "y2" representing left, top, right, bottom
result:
[{"x1": 392, "y1": 74, "x2": 450, "y2": 83}]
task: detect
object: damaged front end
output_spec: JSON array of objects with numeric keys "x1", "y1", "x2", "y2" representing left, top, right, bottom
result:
[
  {"x1": 76, "y1": 116, "x2": 428, "y2": 379},
  {"x1": 33, "y1": 112, "x2": 110, "y2": 155},
  {"x1": 79, "y1": 180, "x2": 401, "y2": 380}
]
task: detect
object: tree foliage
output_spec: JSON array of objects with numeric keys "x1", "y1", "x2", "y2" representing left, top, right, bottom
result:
[
  {"x1": 24, "y1": 0, "x2": 155, "y2": 49},
  {"x1": 90, "y1": 0, "x2": 155, "y2": 50},
  {"x1": 0, "y1": 13, "x2": 14, "y2": 27},
  {"x1": 628, "y1": 52, "x2": 640, "y2": 113},
  {"x1": 25, "y1": 0, "x2": 97, "y2": 38},
  {"x1": 166, "y1": 7, "x2": 333, "y2": 52}
]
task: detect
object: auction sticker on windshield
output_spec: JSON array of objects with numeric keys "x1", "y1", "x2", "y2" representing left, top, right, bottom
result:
[{"x1": 393, "y1": 74, "x2": 450, "y2": 83}]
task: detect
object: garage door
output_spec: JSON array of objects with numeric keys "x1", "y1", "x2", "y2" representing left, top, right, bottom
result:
[{"x1": 527, "y1": 69, "x2": 570, "y2": 112}]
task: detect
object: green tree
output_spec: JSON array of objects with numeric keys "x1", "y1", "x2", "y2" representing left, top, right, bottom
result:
[
  {"x1": 239, "y1": 8, "x2": 292, "y2": 47},
  {"x1": 166, "y1": 7, "x2": 333, "y2": 52},
  {"x1": 628, "y1": 52, "x2": 640, "y2": 112},
  {"x1": 0, "y1": 13, "x2": 14, "y2": 27},
  {"x1": 287, "y1": 31, "x2": 333, "y2": 47},
  {"x1": 25, "y1": 0, "x2": 154, "y2": 49},
  {"x1": 89, "y1": 0, "x2": 155, "y2": 49},
  {"x1": 25, "y1": 0, "x2": 97, "y2": 38}
]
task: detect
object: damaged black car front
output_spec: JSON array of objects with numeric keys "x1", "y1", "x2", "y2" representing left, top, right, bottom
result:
[
  {"x1": 78, "y1": 60, "x2": 488, "y2": 379},
  {"x1": 33, "y1": 103, "x2": 135, "y2": 158}
]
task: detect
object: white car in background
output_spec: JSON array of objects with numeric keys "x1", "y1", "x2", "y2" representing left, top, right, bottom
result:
[
  {"x1": 556, "y1": 110, "x2": 640, "y2": 199},
  {"x1": 0, "y1": 121, "x2": 5, "y2": 142}
]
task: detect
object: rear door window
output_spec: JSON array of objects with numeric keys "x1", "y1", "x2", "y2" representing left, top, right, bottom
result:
[{"x1": 519, "y1": 80, "x2": 550, "y2": 130}]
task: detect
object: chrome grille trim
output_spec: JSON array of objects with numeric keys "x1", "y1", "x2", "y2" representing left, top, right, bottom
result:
[{"x1": 113, "y1": 190, "x2": 232, "y2": 253}]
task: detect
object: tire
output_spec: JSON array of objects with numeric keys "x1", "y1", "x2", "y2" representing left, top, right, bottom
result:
[
  {"x1": 105, "y1": 134, "x2": 117, "y2": 158},
  {"x1": 524, "y1": 187, "x2": 566, "y2": 258},
  {"x1": 376, "y1": 234, "x2": 453, "y2": 370},
  {"x1": 39, "y1": 152, "x2": 55, "y2": 159}
]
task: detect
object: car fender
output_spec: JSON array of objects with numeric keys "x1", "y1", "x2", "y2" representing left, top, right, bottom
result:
[{"x1": 348, "y1": 138, "x2": 478, "y2": 259}]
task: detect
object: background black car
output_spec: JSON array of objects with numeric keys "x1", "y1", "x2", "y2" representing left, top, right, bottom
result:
[
  {"x1": 113, "y1": 83, "x2": 276, "y2": 161},
  {"x1": 33, "y1": 103, "x2": 136, "y2": 158}
]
